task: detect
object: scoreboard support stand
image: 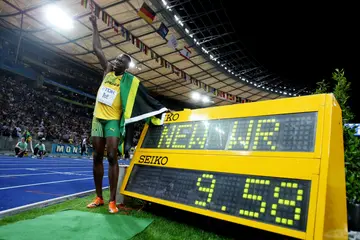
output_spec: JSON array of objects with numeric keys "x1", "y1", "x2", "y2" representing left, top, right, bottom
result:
[
  {"x1": 116, "y1": 166, "x2": 128, "y2": 205},
  {"x1": 120, "y1": 94, "x2": 348, "y2": 240}
]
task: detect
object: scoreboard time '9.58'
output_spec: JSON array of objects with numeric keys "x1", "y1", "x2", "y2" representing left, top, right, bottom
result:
[{"x1": 121, "y1": 94, "x2": 348, "y2": 240}]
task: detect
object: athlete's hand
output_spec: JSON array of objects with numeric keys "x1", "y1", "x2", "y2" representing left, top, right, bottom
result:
[{"x1": 89, "y1": 15, "x2": 97, "y2": 26}]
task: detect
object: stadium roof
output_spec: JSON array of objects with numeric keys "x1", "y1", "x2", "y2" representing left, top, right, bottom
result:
[{"x1": 0, "y1": 0, "x2": 299, "y2": 106}]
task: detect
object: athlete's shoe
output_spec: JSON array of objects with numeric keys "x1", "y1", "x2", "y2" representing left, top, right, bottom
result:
[
  {"x1": 108, "y1": 201, "x2": 119, "y2": 213},
  {"x1": 87, "y1": 197, "x2": 104, "y2": 208}
]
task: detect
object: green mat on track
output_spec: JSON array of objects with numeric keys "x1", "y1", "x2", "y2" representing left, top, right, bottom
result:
[{"x1": 0, "y1": 210, "x2": 153, "y2": 240}]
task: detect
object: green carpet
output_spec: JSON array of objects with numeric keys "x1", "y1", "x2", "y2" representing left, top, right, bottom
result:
[{"x1": 0, "y1": 210, "x2": 153, "y2": 240}]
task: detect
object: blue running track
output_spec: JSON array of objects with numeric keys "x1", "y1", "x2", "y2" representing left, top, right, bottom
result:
[{"x1": 0, "y1": 156, "x2": 129, "y2": 213}]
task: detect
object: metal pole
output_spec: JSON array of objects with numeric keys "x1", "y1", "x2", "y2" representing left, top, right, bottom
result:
[{"x1": 15, "y1": 13, "x2": 23, "y2": 64}]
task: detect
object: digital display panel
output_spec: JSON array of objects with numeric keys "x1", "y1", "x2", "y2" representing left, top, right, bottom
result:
[
  {"x1": 126, "y1": 165, "x2": 311, "y2": 231},
  {"x1": 142, "y1": 112, "x2": 317, "y2": 152}
]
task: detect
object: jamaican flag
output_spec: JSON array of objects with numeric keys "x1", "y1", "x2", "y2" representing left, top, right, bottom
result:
[{"x1": 118, "y1": 72, "x2": 167, "y2": 153}]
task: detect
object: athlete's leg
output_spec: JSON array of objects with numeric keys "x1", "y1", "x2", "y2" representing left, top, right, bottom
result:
[
  {"x1": 18, "y1": 150, "x2": 25, "y2": 158},
  {"x1": 39, "y1": 150, "x2": 44, "y2": 159},
  {"x1": 28, "y1": 139, "x2": 34, "y2": 153},
  {"x1": 106, "y1": 136, "x2": 119, "y2": 202},
  {"x1": 34, "y1": 147, "x2": 39, "y2": 156},
  {"x1": 15, "y1": 147, "x2": 19, "y2": 156},
  {"x1": 92, "y1": 137, "x2": 105, "y2": 198}
]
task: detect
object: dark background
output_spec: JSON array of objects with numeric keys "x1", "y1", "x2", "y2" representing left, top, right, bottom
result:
[
  {"x1": 175, "y1": 0, "x2": 354, "y2": 120},
  {"x1": 178, "y1": 0, "x2": 359, "y2": 120},
  {"x1": 220, "y1": 3, "x2": 359, "y2": 121}
]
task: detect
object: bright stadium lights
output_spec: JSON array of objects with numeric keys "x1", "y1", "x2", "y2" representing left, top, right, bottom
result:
[
  {"x1": 191, "y1": 92, "x2": 201, "y2": 101},
  {"x1": 201, "y1": 48, "x2": 209, "y2": 54},
  {"x1": 45, "y1": 5, "x2": 73, "y2": 30},
  {"x1": 164, "y1": 5, "x2": 299, "y2": 97},
  {"x1": 202, "y1": 96, "x2": 210, "y2": 103},
  {"x1": 191, "y1": 92, "x2": 212, "y2": 104}
]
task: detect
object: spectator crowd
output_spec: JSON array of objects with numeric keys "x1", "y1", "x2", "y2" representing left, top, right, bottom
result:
[
  {"x1": 0, "y1": 74, "x2": 92, "y2": 145},
  {"x1": 0, "y1": 35, "x2": 150, "y2": 150},
  {"x1": 0, "y1": 72, "x2": 144, "y2": 147}
]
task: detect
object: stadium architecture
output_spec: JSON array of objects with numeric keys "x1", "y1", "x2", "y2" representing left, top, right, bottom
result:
[{"x1": 0, "y1": 0, "x2": 355, "y2": 240}]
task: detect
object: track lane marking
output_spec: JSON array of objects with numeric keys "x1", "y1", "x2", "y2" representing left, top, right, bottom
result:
[{"x1": 0, "y1": 177, "x2": 108, "y2": 190}]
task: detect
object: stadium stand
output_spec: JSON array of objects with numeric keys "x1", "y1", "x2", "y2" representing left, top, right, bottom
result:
[
  {"x1": 0, "y1": 72, "x2": 91, "y2": 143},
  {"x1": 0, "y1": 30, "x2": 194, "y2": 153}
]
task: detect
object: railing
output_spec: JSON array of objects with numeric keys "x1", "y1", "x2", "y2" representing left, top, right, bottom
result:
[{"x1": 0, "y1": 136, "x2": 92, "y2": 157}]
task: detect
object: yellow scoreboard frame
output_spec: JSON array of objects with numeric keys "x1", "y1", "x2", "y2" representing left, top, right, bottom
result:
[{"x1": 120, "y1": 93, "x2": 348, "y2": 240}]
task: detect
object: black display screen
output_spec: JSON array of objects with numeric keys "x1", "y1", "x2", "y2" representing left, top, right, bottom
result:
[
  {"x1": 141, "y1": 112, "x2": 317, "y2": 152},
  {"x1": 126, "y1": 165, "x2": 311, "y2": 231}
]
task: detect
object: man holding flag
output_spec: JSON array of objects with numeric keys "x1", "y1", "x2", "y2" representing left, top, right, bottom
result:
[{"x1": 87, "y1": 15, "x2": 168, "y2": 213}]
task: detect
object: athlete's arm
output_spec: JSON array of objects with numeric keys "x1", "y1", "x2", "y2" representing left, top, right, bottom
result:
[{"x1": 89, "y1": 15, "x2": 111, "y2": 72}]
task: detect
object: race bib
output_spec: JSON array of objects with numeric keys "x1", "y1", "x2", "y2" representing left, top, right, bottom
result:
[{"x1": 97, "y1": 86, "x2": 118, "y2": 106}]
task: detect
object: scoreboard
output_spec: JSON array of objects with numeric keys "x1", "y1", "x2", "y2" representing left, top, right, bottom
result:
[{"x1": 120, "y1": 94, "x2": 348, "y2": 240}]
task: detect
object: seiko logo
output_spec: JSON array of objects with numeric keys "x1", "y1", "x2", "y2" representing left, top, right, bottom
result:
[
  {"x1": 165, "y1": 113, "x2": 179, "y2": 122},
  {"x1": 139, "y1": 155, "x2": 168, "y2": 165}
]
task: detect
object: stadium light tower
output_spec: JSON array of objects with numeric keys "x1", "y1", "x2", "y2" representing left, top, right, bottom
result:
[
  {"x1": 191, "y1": 92, "x2": 201, "y2": 101},
  {"x1": 202, "y1": 96, "x2": 210, "y2": 103},
  {"x1": 129, "y1": 61, "x2": 135, "y2": 68},
  {"x1": 45, "y1": 5, "x2": 73, "y2": 30}
]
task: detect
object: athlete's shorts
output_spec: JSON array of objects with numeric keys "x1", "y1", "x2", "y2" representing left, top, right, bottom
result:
[{"x1": 91, "y1": 117, "x2": 120, "y2": 138}]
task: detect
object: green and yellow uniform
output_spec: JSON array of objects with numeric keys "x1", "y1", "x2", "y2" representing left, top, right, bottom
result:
[
  {"x1": 24, "y1": 131, "x2": 32, "y2": 143},
  {"x1": 91, "y1": 72, "x2": 122, "y2": 138}
]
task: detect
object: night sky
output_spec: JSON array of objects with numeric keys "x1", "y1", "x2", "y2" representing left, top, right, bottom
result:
[
  {"x1": 239, "y1": 36, "x2": 359, "y2": 121},
  {"x1": 218, "y1": 2, "x2": 359, "y2": 121}
]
